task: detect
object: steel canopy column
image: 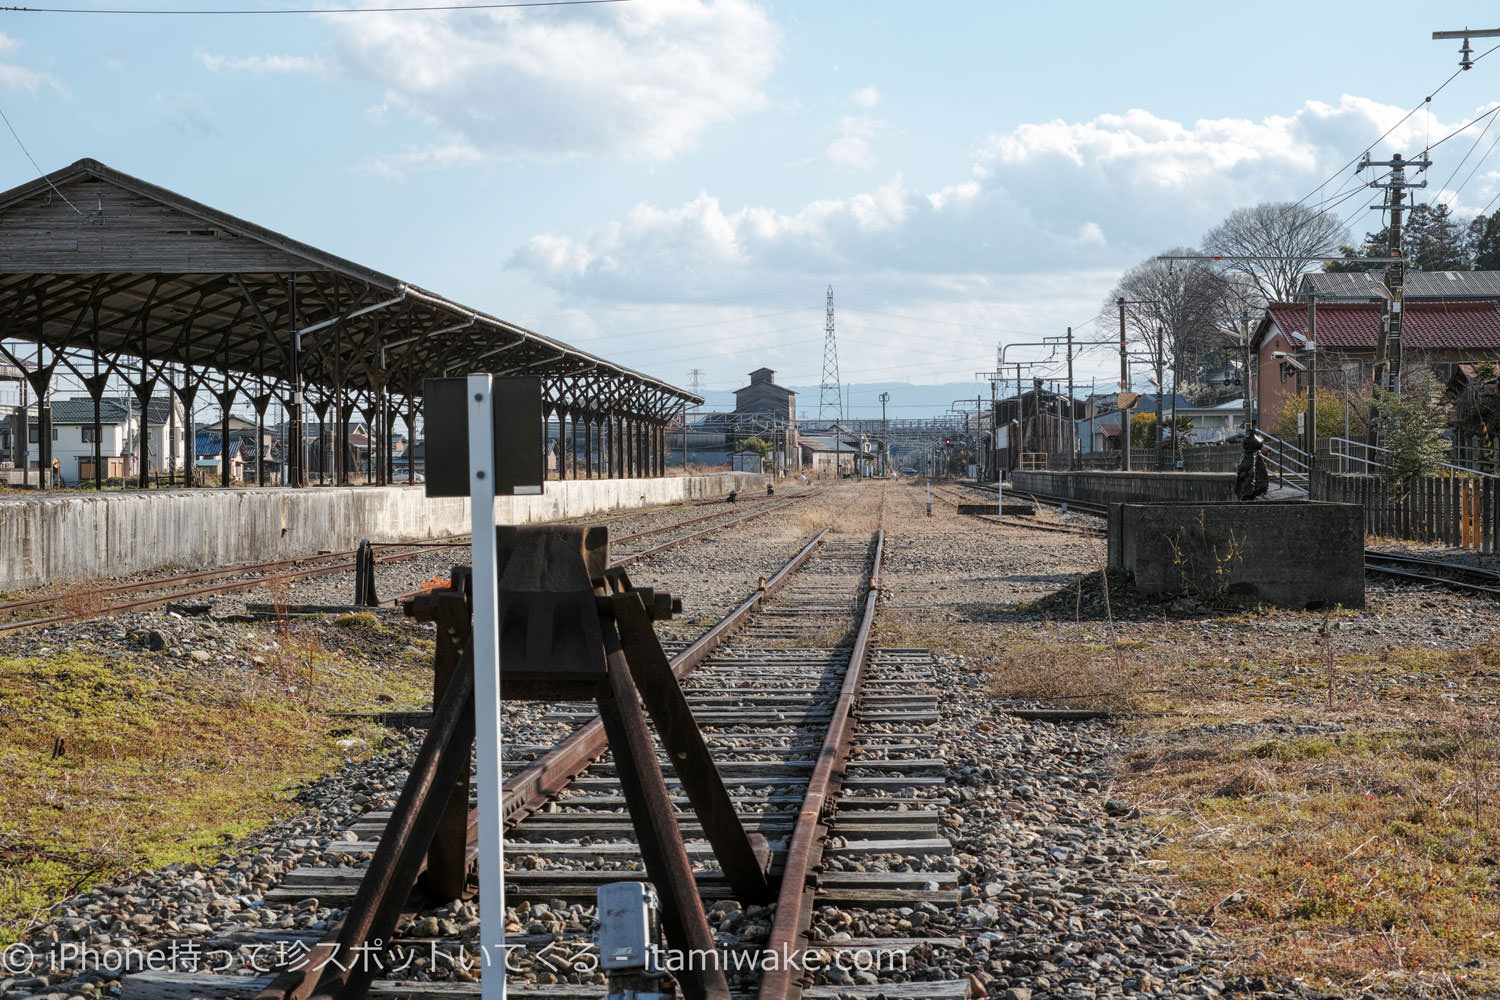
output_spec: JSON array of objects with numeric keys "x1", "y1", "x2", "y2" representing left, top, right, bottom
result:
[
  {"x1": 570, "y1": 411, "x2": 579, "y2": 479},
  {"x1": 289, "y1": 280, "x2": 305, "y2": 488},
  {"x1": 584, "y1": 415, "x2": 593, "y2": 479},
  {"x1": 218, "y1": 381, "x2": 232, "y2": 489}
]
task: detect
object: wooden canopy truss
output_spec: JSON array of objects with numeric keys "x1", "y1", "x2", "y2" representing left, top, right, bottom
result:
[{"x1": 0, "y1": 159, "x2": 700, "y2": 488}]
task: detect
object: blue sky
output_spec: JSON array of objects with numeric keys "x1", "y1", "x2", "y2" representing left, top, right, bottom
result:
[{"x1": 2, "y1": 0, "x2": 1499, "y2": 417}]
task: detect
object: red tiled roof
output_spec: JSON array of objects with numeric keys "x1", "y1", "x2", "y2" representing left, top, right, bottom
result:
[{"x1": 1265, "y1": 299, "x2": 1500, "y2": 351}]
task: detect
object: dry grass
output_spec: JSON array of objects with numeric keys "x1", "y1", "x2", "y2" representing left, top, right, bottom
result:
[
  {"x1": 54, "y1": 578, "x2": 110, "y2": 620},
  {"x1": 1127, "y1": 707, "x2": 1500, "y2": 992},
  {"x1": 983, "y1": 639, "x2": 1151, "y2": 710},
  {"x1": 0, "y1": 621, "x2": 430, "y2": 944},
  {"x1": 869, "y1": 480, "x2": 1500, "y2": 994}
]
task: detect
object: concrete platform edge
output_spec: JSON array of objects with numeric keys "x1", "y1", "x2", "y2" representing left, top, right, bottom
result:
[{"x1": 0, "y1": 473, "x2": 767, "y2": 591}]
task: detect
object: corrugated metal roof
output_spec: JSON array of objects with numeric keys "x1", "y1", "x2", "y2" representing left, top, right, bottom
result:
[
  {"x1": 1265, "y1": 299, "x2": 1500, "y2": 349},
  {"x1": 1300, "y1": 271, "x2": 1500, "y2": 299}
]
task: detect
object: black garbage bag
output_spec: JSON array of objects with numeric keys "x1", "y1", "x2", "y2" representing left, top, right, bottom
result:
[{"x1": 1235, "y1": 451, "x2": 1268, "y2": 500}]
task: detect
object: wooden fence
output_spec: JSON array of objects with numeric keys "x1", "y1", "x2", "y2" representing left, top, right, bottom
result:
[{"x1": 1311, "y1": 469, "x2": 1496, "y2": 551}]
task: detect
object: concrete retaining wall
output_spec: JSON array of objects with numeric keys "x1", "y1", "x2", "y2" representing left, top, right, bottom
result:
[
  {"x1": 0, "y1": 473, "x2": 766, "y2": 591},
  {"x1": 1013, "y1": 470, "x2": 1235, "y2": 505},
  {"x1": 1108, "y1": 500, "x2": 1364, "y2": 609}
]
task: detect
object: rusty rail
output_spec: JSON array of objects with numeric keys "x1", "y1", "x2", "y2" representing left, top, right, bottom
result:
[
  {"x1": 255, "y1": 527, "x2": 834, "y2": 995},
  {"x1": 611, "y1": 494, "x2": 808, "y2": 568},
  {"x1": 757, "y1": 527, "x2": 884, "y2": 1000},
  {"x1": 499, "y1": 526, "x2": 830, "y2": 827},
  {"x1": 0, "y1": 543, "x2": 457, "y2": 633}
]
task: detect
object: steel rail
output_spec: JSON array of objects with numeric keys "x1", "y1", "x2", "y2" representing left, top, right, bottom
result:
[
  {"x1": 0, "y1": 543, "x2": 455, "y2": 633},
  {"x1": 611, "y1": 492, "x2": 808, "y2": 548},
  {"x1": 1364, "y1": 551, "x2": 1500, "y2": 596},
  {"x1": 499, "y1": 526, "x2": 831, "y2": 827},
  {"x1": 251, "y1": 526, "x2": 835, "y2": 1000},
  {"x1": 611, "y1": 495, "x2": 809, "y2": 568},
  {"x1": 758, "y1": 527, "x2": 884, "y2": 1000}
]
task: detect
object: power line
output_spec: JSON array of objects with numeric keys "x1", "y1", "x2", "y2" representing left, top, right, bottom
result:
[
  {"x1": 0, "y1": 101, "x2": 82, "y2": 215},
  {"x1": 0, "y1": 0, "x2": 625, "y2": 12}
]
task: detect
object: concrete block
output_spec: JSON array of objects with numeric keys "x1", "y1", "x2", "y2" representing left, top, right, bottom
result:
[
  {"x1": 1108, "y1": 500, "x2": 1364, "y2": 610},
  {"x1": 1013, "y1": 470, "x2": 1234, "y2": 506}
]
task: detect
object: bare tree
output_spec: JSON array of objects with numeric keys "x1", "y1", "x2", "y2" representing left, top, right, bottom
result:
[
  {"x1": 1201, "y1": 202, "x2": 1348, "y2": 306},
  {"x1": 1108, "y1": 250, "x2": 1230, "y2": 465}
]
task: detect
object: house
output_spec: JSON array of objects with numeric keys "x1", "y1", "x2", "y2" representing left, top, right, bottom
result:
[
  {"x1": 1074, "y1": 393, "x2": 1192, "y2": 453},
  {"x1": 194, "y1": 430, "x2": 248, "y2": 482},
  {"x1": 799, "y1": 431, "x2": 870, "y2": 477},
  {"x1": 1174, "y1": 398, "x2": 1247, "y2": 445},
  {"x1": 1250, "y1": 299, "x2": 1500, "y2": 424},
  {"x1": 0, "y1": 395, "x2": 186, "y2": 482},
  {"x1": 1299, "y1": 270, "x2": 1500, "y2": 301}
]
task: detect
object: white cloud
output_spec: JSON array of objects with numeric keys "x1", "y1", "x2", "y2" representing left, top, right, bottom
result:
[
  {"x1": 319, "y1": 0, "x2": 780, "y2": 165},
  {"x1": 198, "y1": 53, "x2": 325, "y2": 75},
  {"x1": 510, "y1": 93, "x2": 1493, "y2": 386},
  {"x1": 359, "y1": 140, "x2": 486, "y2": 180},
  {"x1": 0, "y1": 31, "x2": 63, "y2": 95},
  {"x1": 827, "y1": 114, "x2": 878, "y2": 168},
  {"x1": 826, "y1": 86, "x2": 886, "y2": 168},
  {"x1": 153, "y1": 91, "x2": 220, "y2": 138}
]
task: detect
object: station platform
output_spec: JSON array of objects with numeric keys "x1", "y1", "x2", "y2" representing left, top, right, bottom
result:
[{"x1": 0, "y1": 473, "x2": 765, "y2": 592}]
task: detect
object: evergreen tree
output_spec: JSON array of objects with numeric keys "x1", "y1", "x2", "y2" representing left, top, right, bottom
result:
[
  {"x1": 1467, "y1": 211, "x2": 1500, "y2": 270},
  {"x1": 1324, "y1": 202, "x2": 1472, "y2": 272}
]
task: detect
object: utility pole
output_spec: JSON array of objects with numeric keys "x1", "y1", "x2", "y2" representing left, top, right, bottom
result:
[
  {"x1": 879, "y1": 391, "x2": 889, "y2": 477},
  {"x1": 1118, "y1": 297, "x2": 1131, "y2": 472},
  {"x1": 1305, "y1": 294, "x2": 1318, "y2": 463},
  {"x1": 1238, "y1": 314, "x2": 1254, "y2": 430},
  {"x1": 1065, "y1": 326, "x2": 1076, "y2": 469},
  {"x1": 1360, "y1": 151, "x2": 1429, "y2": 446},
  {"x1": 1153, "y1": 324, "x2": 1165, "y2": 472}
]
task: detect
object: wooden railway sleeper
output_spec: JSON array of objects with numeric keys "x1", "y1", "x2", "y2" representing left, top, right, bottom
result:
[{"x1": 263, "y1": 523, "x2": 795, "y2": 1000}]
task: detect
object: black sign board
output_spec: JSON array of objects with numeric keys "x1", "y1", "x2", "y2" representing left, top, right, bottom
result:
[{"x1": 422, "y1": 375, "x2": 545, "y2": 498}]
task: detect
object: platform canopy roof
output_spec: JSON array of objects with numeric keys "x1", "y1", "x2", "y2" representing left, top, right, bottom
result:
[{"x1": 0, "y1": 159, "x2": 699, "y2": 421}]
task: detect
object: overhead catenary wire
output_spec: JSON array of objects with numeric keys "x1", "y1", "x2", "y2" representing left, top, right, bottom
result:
[{"x1": 0, "y1": 101, "x2": 83, "y2": 215}]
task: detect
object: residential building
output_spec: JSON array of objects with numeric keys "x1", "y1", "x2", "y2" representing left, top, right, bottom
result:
[
  {"x1": 1250, "y1": 299, "x2": 1500, "y2": 423},
  {"x1": 0, "y1": 395, "x2": 185, "y2": 482},
  {"x1": 799, "y1": 431, "x2": 870, "y2": 476}
]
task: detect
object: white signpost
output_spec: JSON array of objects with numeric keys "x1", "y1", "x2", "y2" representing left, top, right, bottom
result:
[{"x1": 466, "y1": 374, "x2": 507, "y2": 1000}]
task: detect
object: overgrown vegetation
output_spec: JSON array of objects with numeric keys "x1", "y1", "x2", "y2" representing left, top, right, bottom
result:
[
  {"x1": 0, "y1": 623, "x2": 429, "y2": 944},
  {"x1": 1375, "y1": 367, "x2": 1451, "y2": 493}
]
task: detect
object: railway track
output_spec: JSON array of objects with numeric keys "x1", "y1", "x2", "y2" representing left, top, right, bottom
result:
[
  {"x1": 931, "y1": 482, "x2": 1104, "y2": 537},
  {"x1": 118, "y1": 497, "x2": 960, "y2": 1000},
  {"x1": 0, "y1": 491, "x2": 811, "y2": 632},
  {"x1": 1363, "y1": 550, "x2": 1500, "y2": 596}
]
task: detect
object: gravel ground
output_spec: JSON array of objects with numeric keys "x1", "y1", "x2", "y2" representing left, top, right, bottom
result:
[
  {"x1": 7, "y1": 479, "x2": 1497, "y2": 1000},
  {"x1": 0, "y1": 489, "x2": 838, "y2": 1000},
  {"x1": 876, "y1": 478, "x2": 1500, "y2": 999}
]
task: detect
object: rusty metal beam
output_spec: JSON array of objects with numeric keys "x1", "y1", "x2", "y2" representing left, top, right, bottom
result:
[
  {"x1": 611, "y1": 588, "x2": 773, "y2": 903},
  {"x1": 596, "y1": 621, "x2": 732, "y2": 1000},
  {"x1": 496, "y1": 527, "x2": 829, "y2": 828},
  {"x1": 256, "y1": 644, "x2": 477, "y2": 1000}
]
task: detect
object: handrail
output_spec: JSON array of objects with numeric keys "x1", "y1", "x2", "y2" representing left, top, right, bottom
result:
[
  {"x1": 1322, "y1": 436, "x2": 1500, "y2": 482},
  {"x1": 1258, "y1": 432, "x2": 1310, "y2": 489}
]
